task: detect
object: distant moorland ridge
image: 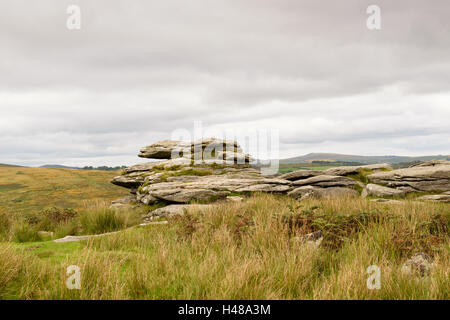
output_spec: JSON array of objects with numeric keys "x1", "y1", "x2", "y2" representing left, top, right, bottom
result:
[{"x1": 280, "y1": 153, "x2": 450, "y2": 165}]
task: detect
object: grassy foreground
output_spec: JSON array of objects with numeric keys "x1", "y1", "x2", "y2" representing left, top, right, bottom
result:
[{"x1": 1, "y1": 194, "x2": 448, "y2": 299}]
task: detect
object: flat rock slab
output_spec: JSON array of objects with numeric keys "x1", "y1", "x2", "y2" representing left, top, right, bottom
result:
[
  {"x1": 369, "y1": 198, "x2": 424, "y2": 205},
  {"x1": 144, "y1": 204, "x2": 212, "y2": 220},
  {"x1": 139, "y1": 221, "x2": 169, "y2": 226},
  {"x1": 291, "y1": 175, "x2": 358, "y2": 188},
  {"x1": 288, "y1": 185, "x2": 358, "y2": 200},
  {"x1": 226, "y1": 196, "x2": 244, "y2": 202},
  {"x1": 139, "y1": 175, "x2": 292, "y2": 203},
  {"x1": 323, "y1": 163, "x2": 392, "y2": 176},
  {"x1": 368, "y1": 162, "x2": 450, "y2": 192},
  {"x1": 138, "y1": 138, "x2": 246, "y2": 161},
  {"x1": 279, "y1": 170, "x2": 323, "y2": 181},
  {"x1": 53, "y1": 231, "x2": 120, "y2": 243},
  {"x1": 362, "y1": 184, "x2": 406, "y2": 198},
  {"x1": 280, "y1": 164, "x2": 392, "y2": 181},
  {"x1": 418, "y1": 194, "x2": 450, "y2": 203},
  {"x1": 369, "y1": 198, "x2": 404, "y2": 205}
]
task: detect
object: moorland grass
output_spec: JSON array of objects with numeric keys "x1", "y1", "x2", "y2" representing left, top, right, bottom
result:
[
  {"x1": 0, "y1": 166, "x2": 127, "y2": 215},
  {"x1": 0, "y1": 194, "x2": 448, "y2": 299}
]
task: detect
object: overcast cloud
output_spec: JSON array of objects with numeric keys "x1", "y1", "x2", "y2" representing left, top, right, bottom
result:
[{"x1": 1, "y1": 0, "x2": 449, "y2": 166}]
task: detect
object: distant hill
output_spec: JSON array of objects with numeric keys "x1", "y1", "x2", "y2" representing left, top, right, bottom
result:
[
  {"x1": 40, "y1": 164, "x2": 127, "y2": 171},
  {"x1": 0, "y1": 163, "x2": 22, "y2": 167},
  {"x1": 40, "y1": 164, "x2": 81, "y2": 169},
  {"x1": 280, "y1": 153, "x2": 450, "y2": 165}
]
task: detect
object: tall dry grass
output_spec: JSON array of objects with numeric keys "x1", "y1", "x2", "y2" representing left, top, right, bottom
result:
[{"x1": 0, "y1": 194, "x2": 448, "y2": 299}]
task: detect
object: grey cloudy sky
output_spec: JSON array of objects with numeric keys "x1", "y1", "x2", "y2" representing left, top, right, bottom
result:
[{"x1": 1, "y1": 0, "x2": 449, "y2": 166}]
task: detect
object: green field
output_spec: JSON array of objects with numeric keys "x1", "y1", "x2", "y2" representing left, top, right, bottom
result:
[{"x1": 0, "y1": 165, "x2": 127, "y2": 215}]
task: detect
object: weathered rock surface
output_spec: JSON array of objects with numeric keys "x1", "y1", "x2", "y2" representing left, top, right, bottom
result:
[
  {"x1": 368, "y1": 161, "x2": 450, "y2": 192},
  {"x1": 323, "y1": 163, "x2": 392, "y2": 176},
  {"x1": 139, "y1": 140, "x2": 190, "y2": 159},
  {"x1": 53, "y1": 231, "x2": 120, "y2": 243},
  {"x1": 111, "y1": 171, "x2": 147, "y2": 188},
  {"x1": 418, "y1": 194, "x2": 450, "y2": 203},
  {"x1": 401, "y1": 253, "x2": 433, "y2": 277},
  {"x1": 362, "y1": 184, "x2": 406, "y2": 198},
  {"x1": 148, "y1": 187, "x2": 228, "y2": 203},
  {"x1": 138, "y1": 138, "x2": 251, "y2": 163},
  {"x1": 291, "y1": 175, "x2": 360, "y2": 188},
  {"x1": 138, "y1": 174, "x2": 292, "y2": 203},
  {"x1": 280, "y1": 164, "x2": 392, "y2": 181},
  {"x1": 279, "y1": 170, "x2": 323, "y2": 181},
  {"x1": 288, "y1": 186, "x2": 358, "y2": 200},
  {"x1": 143, "y1": 204, "x2": 212, "y2": 220},
  {"x1": 226, "y1": 196, "x2": 244, "y2": 202},
  {"x1": 369, "y1": 198, "x2": 404, "y2": 205},
  {"x1": 409, "y1": 160, "x2": 450, "y2": 167},
  {"x1": 295, "y1": 230, "x2": 323, "y2": 248}
]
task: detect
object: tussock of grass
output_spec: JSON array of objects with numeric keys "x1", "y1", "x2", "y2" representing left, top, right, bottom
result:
[
  {"x1": 10, "y1": 221, "x2": 40, "y2": 243},
  {"x1": 79, "y1": 207, "x2": 140, "y2": 234},
  {"x1": 1, "y1": 194, "x2": 449, "y2": 299}
]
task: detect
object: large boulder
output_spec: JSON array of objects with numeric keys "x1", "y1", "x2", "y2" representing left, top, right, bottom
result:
[
  {"x1": 147, "y1": 187, "x2": 228, "y2": 203},
  {"x1": 139, "y1": 140, "x2": 190, "y2": 159},
  {"x1": 291, "y1": 175, "x2": 360, "y2": 188},
  {"x1": 323, "y1": 163, "x2": 392, "y2": 176},
  {"x1": 401, "y1": 253, "x2": 433, "y2": 277},
  {"x1": 368, "y1": 161, "x2": 450, "y2": 192},
  {"x1": 279, "y1": 170, "x2": 323, "y2": 181},
  {"x1": 362, "y1": 184, "x2": 406, "y2": 198},
  {"x1": 111, "y1": 172, "x2": 147, "y2": 188},
  {"x1": 138, "y1": 138, "x2": 252, "y2": 163},
  {"x1": 288, "y1": 185, "x2": 358, "y2": 200},
  {"x1": 143, "y1": 204, "x2": 212, "y2": 221}
]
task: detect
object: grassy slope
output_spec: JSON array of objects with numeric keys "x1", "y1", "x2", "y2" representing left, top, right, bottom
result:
[
  {"x1": 1, "y1": 194, "x2": 448, "y2": 299},
  {"x1": 0, "y1": 166, "x2": 127, "y2": 214}
]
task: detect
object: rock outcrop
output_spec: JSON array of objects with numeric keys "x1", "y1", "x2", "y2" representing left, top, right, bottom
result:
[
  {"x1": 279, "y1": 163, "x2": 392, "y2": 180},
  {"x1": 112, "y1": 138, "x2": 295, "y2": 219},
  {"x1": 368, "y1": 160, "x2": 450, "y2": 192},
  {"x1": 111, "y1": 139, "x2": 449, "y2": 221}
]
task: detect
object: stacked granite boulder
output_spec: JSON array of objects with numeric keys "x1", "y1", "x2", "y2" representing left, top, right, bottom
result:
[
  {"x1": 111, "y1": 138, "x2": 292, "y2": 211},
  {"x1": 283, "y1": 164, "x2": 391, "y2": 200}
]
